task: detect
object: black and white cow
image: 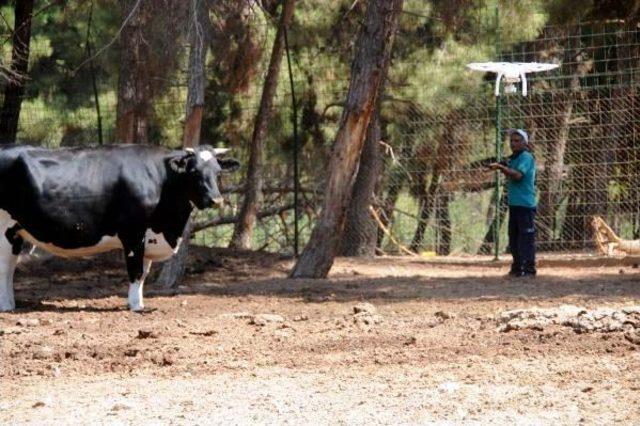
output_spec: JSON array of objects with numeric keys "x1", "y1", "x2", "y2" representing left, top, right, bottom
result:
[{"x1": 0, "y1": 144, "x2": 239, "y2": 311}]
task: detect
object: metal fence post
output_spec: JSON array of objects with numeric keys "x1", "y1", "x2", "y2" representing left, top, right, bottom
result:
[
  {"x1": 493, "y1": 2, "x2": 502, "y2": 261},
  {"x1": 284, "y1": 26, "x2": 300, "y2": 257}
]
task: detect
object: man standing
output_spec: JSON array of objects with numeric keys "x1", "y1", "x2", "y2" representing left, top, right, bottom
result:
[{"x1": 489, "y1": 129, "x2": 537, "y2": 277}]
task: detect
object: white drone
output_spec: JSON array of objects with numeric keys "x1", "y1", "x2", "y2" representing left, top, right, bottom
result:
[{"x1": 466, "y1": 62, "x2": 560, "y2": 96}]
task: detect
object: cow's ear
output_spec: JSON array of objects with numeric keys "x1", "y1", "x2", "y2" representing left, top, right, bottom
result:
[
  {"x1": 169, "y1": 151, "x2": 197, "y2": 173},
  {"x1": 218, "y1": 158, "x2": 240, "y2": 173}
]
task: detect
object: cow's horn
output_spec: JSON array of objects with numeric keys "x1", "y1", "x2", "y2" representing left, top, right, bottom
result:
[{"x1": 213, "y1": 148, "x2": 230, "y2": 156}]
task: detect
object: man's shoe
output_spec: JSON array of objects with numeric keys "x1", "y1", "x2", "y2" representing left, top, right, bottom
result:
[{"x1": 516, "y1": 271, "x2": 536, "y2": 278}]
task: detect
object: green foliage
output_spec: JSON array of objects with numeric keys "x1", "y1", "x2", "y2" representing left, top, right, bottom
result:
[
  {"x1": 27, "y1": 1, "x2": 120, "y2": 109},
  {"x1": 543, "y1": 0, "x2": 640, "y2": 24},
  {"x1": 2, "y1": 0, "x2": 637, "y2": 253}
]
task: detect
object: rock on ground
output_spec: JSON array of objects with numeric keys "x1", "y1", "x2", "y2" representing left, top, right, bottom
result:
[
  {"x1": 353, "y1": 303, "x2": 377, "y2": 315},
  {"x1": 250, "y1": 314, "x2": 285, "y2": 326},
  {"x1": 498, "y1": 305, "x2": 640, "y2": 334}
]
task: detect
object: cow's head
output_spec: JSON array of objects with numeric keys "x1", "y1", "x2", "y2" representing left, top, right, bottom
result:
[{"x1": 169, "y1": 146, "x2": 240, "y2": 209}]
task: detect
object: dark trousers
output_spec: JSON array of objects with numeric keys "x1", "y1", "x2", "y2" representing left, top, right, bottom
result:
[{"x1": 508, "y1": 206, "x2": 537, "y2": 274}]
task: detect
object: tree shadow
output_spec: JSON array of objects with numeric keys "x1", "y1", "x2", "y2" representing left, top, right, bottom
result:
[
  {"x1": 12, "y1": 300, "x2": 128, "y2": 313},
  {"x1": 7, "y1": 248, "x2": 640, "y2": 312},
  {"x1": 181, "y1": 272, "x2": 640, "y2": 304}
]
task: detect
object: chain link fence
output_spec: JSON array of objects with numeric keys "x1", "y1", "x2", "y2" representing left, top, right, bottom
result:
[
  {"x1": 3, "y1": 5, "x2": 640, "y2": 257},
  {"x1": 373, "y1": 19, "x2": 640, "y2": 257}
]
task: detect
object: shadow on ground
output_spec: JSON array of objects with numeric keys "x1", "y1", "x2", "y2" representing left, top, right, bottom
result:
[{"x1": 9, "y1": 246, "x2": 640, "y2": 311}]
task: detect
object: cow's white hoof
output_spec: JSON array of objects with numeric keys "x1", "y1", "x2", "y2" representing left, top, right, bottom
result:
[
  {"x1": 128, "y1": 281, "x2": 144, "y2": 312},
  {"x1": 128, "y1": 303, "x2": 145, "y2": 312},
  {"x1": 0, "y1": 301, "x2": 16, "y2": 312}
]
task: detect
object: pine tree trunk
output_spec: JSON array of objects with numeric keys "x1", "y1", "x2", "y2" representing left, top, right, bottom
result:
[
  {"x1": 561, "y1": 191, "x2": 581, "y2": 248},
  {"x1": 0, "y1": 0, "x2": 34, "y2": 144},
  {"x1": 435, "y1": 192, "x2": 451, "y2": 255},
  {"x1": 156, "y1": 0, "x2": 210, "y2": 289},
  {"x1": 478, "y1": 193, "x2": 508, "y2": 255},
  {"x1": 410, "y1": 171, "x2": 440, "y2": 253},
  {"x1": 181, "y1": 0, "x2": 209, "y2": 149},
  {"x1": 229, "y1": 0, "x2": 296, "y2": 250},
  {"x1": 290, "y1": 0, "x2": 404, "y2": 279},
  {"x1": 585, "y1": 93, "x2": 609, "y2": 246},
  {"x1": 116, "y1": 0, "x2": 153, "y2": 144},
  {"x1": 376, "y1": 167, "x2": 404, "y2": 249},
  {"x1": 561, "y1": 91, "x2": 608, "y2": 250},
  {"x1": 156, "y1": 221, "x2": 193, "y2": 288},
  {"x1": 537, "y1": 94, "x2": 573, "y2": 249},
  {"x1": 340, "y1": 106, "x2": 382, "y2": 257},
  {"x1": 535, "y1": 27, "x2": 588, "y2": 250}
]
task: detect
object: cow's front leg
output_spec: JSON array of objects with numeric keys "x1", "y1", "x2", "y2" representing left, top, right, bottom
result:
[
  {"x1": 128, "y1": 259, "x2": 152, "y2": 312},
  {"x1": 0, "y1": 250, "x2": 18, "y2": 312},
  {"x1": 0, "y1": 224, "x2": 22, "y2": 312},
  {"x1": 123, "y1": 241, "x2": 151, "y2": 312}
]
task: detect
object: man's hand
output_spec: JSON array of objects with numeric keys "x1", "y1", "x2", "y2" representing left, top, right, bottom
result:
[{"x1": 487, "y1": 163, "x2": 523, "y2": 180}]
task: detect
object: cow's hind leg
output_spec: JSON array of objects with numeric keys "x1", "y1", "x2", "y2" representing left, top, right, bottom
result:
[{"x1": 0, "y1": 214, "x2": 21, "y2": 311}]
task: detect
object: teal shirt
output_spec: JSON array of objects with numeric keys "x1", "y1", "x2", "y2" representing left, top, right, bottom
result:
[{"x1": 507, "y1": 151, "x2": 536, "y2": 208}]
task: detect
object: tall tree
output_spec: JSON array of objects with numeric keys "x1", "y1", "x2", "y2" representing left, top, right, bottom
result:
[
  {"x1": 180, "y1": 0, "x2": 210, "y2": 150},
  {"x1": 409, "y1": 117, "x2": 460, "y2": 254},
  {"x1": 201, "y1": 1, "x2": 263, "y2": 147},
  {"x1": 340, "y1": 103, "x2": 383, "y2": 257},
  {"x1": 435, "y1": 191, "x2": 451, "y2": 255},
  {"x1": 116, "y1": 0, "x2": 153, "y2": 144},
  {"x1": 115, "y1": 0, "x2": 186, "y2": 144},
  {"x1": 156, "y1": 0, "x2": 211, "y2": 288},
  {"x1": 530, "y1": 26, "x2": 588, "y2": 250},
  {"x1": 291, "y1": 0, "x2": 404, "y2": 278},
  {"x1": 229, "y1": 0, "x2": 296, "y2": 249},
  {"x1": 0, "y1": 0, "x2": 35, "y2": 144}
]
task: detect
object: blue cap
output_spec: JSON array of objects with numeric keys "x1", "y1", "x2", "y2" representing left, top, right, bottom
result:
[{"x1": 509, "y1": 128, "x2": 529, "y2": 144}]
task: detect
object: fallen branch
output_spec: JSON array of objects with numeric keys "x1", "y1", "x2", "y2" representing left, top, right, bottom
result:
[
  {"x1": 369, "y1": 206, "x2": 417, "y2": 257},
  {"x1": 192, "y1": 204, "x2": 296, "y2": 233},
  {"x1": 592, "y1": 215, "x2": 640, "y2": 256},
  {"x1": 222, "y1": 184, "x2": 317, "y2": 195},
  {"x1": 378, "y1": 140, "x2": 397, "y2": 164}
]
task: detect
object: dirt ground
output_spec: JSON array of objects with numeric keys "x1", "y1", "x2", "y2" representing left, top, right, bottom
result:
[{"x1": 2, "y1": 248, "x2": 640, "y2": 425}]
